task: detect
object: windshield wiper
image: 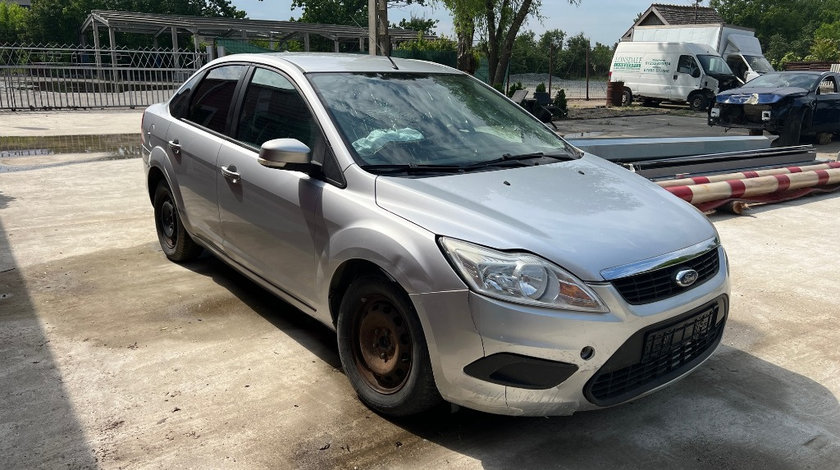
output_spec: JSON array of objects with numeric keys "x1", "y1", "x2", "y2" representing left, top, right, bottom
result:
[{"x1": 463, "y1": 151, "x2": 576, "y2": 169}]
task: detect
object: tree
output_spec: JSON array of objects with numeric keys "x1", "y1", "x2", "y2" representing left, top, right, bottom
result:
[
  {"x1": 710, "y1": 0, "x2": 840, "y2": 66},
  {"x1": 394, "y1": 16, "x2": 438, "y2": 35},
  {"x1": 441, "y1": 0, "x2": 579, "y2": 87},
  {"x1": 0, "y1": 1, "x2": 30, "y2": 44},
  {"x1": 440, "y1": 0, "x2": 483, "y2": 72},
  {"x1": 25, "y1": 0, "x2": 247, "y2": 45},
  {"x1": 806, "y1": 38, "x2": 840, "y2": 62}
]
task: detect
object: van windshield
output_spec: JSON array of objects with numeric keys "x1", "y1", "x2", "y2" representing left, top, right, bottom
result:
[
  {"x1": 744, "y1": 55, "x2": 774, "y2": 74},
  {"x1": 697, "y1": 55, "x2": 734, "y2": 76}
]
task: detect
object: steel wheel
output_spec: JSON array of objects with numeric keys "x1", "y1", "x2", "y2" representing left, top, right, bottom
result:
[
  {"x1": 159, "y1": 197, "x2": 177, "y2": 250},
  {"x1": 153, "y1": 182, "x2": 202, "y2": 262},
  {"x1": 352, "y1": 294, "x2": 412, "y2": 394},
  {"x1": 337, "y1": 274, "x2": 442, "y2": 416}
]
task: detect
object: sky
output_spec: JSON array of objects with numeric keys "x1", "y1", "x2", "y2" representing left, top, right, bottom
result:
[{"x1": 228, "y1": 0, "x2": 707, "y2": 47}]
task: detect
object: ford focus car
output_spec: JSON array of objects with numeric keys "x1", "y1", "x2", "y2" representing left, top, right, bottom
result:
[
  {"x1": 709, "y1": 71, "x2": 840, "y2": 145},
  {"x1": 141, "y1": 53, "x2": 730, "y2": 416}
]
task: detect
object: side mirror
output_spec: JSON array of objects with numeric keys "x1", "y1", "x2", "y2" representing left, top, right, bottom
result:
[
  {"x1": 691, "y1": 69, "x2": 701, "y2": 78},
  {"x1": 258, "y1": 138, "x2": 311, "y2": 169}
]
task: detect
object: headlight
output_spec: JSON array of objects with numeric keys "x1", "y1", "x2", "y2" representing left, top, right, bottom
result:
[{"x1": 439, "y1": 237, "x2": 608, "y2": 312}]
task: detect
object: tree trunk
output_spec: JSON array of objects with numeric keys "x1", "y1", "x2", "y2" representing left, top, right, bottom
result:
[
  {"x1": 455, "y1": 18, "x2": 476, "y2": 73},
  {"x1": 492, "y1": 0, "x2": 533, "y2": 87}
]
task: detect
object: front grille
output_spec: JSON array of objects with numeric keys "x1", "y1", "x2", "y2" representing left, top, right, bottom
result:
[
  {"x1": 612, "y1": 248, "x2": 720, "y2": 305},
  {"x1": 584, "y1": 297, "x2": 727, "y2": 406}
]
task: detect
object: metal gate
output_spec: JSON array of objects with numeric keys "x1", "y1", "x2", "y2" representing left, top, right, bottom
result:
[{"x1": 0, "y1": 44, "x2": 207, "y2": 111}]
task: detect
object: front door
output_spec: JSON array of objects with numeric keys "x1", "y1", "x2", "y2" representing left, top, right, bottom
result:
[
  {"x1": 812, "y1": 76, "x2": 840, "y2": 134},
  {"x1": 672, "y1": 55, "x2": 702, "y2": 101},
  {"x1": 216, "y1": 67, "x2": 331, "y2": 308}
]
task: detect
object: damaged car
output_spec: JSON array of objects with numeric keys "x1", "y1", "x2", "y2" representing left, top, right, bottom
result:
[
  {"x1": 709, "y1": 71, "x2": 840, "y2": 145},
  {"x1": 142, "y1": 53, "x2": 730, "y2": 417}
]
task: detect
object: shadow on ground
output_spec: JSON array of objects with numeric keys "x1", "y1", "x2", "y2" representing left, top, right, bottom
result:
[{"x1": 0, "y1": 190, "x2": 97, "y2": 468}]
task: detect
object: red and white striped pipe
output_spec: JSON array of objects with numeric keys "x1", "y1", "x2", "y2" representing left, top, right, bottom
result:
[
  {"x1": 662, "y1": 167, "x2": 840, "y2": 212},
  {"x1": 657, "y1": 161, "x2": 840, "y2": 188}
]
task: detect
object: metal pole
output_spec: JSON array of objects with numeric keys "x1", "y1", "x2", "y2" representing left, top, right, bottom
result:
[
  {"x1": 585, "y1": 39, "x2": 590, "y2": 101},
  {"x1": 548, "y1": 42, "x2": 554, "y2": 96},
  {"x1": 368, "y1": 0, "x2": 376, "y2": 55}
]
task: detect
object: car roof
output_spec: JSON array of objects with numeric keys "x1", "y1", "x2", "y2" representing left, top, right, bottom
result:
[{"x1": 213, "y1": 52, "x2": 461, "y2": 75}]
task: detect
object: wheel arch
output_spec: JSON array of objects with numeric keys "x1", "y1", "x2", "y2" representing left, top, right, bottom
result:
[{"x1": 328, "y1": 259, "x2": 399, "y2": 326}]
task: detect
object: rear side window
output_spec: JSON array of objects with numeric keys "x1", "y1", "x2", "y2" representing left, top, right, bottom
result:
[
  {"x1": 187, "y1": 65, "x2": 247, "y2": 133},
  {"x1": 236, "y1": 68, "x2": 316, "y2": 149},
  {"x1": 169, "y1": 72, "x2": 202, "y2": 119}
]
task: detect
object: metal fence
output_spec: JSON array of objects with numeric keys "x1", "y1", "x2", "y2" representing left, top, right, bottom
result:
[{"x1": 0, "y1": 44, "x2": 207, "y2": 111}]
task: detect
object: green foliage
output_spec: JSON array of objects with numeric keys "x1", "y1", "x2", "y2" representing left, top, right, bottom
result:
[
  {"x1": 506, "y1": 81, "x2": 523, "y2": 98},
  {"x1": 0, "y1": 1, "x2": 30, "y2": 44},
  {"x1": 552, "y1": 89, "x2": 567, "y2": 118},
  {"x1": 806, "y1": 38, "x2": 840, "y2": 62},
  {"x1": 23, "y1": 0, "x2": 247, "y2": 45},
  {"x1": 535, "y1": 82, "x2": 546, "y2": 93},
  {"x1": 710, "y1": 0, "x2": 840, "y2": 66},
  {"x1": 395, "y1": 35, "x2": 456, "y2": 52},
  {"x1": 553, "y1": 89, "x2": 567, "y2": 110},
  {"x1": 394, "y1": 16, "x2": 438, "y2": 35},
  {"x1": 291, "y1": 0, "x2": 367, "y2": 28}
]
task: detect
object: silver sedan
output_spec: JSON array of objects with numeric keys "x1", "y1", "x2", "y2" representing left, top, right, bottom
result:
[{"x1": 141, "y1": 53, "x2": 730, "y2": 416}]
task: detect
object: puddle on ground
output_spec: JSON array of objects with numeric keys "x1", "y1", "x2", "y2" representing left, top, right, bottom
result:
[{"x1": 0, "y1": 134, "x2": 141, "y2": 172}]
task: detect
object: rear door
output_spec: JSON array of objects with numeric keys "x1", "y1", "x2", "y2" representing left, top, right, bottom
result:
[
  {"x1": 812, "y1": 75, "x2": 840, "y2": 134},
  {"x1": 216, "y1": 67, "x2": 340, "y2": 307},
  {"x1": 166, "y1": 64, "x2": 247, "y2": 247}
]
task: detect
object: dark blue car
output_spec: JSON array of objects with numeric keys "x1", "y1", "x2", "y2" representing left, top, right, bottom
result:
[{"x1": 708, "y1": 71, "x2": 840, "y2": 145}]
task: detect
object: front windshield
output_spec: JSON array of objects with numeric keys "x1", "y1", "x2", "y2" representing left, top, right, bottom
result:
[
  {"x1": 308, "y1": 72, "x2": 575, "y2": 168},
  {"x1": 744, "y1": 55, "x2": 774, "y2": 74},
  {"x1": 742, "y1": 73, "x2": 818, "y2": 89},
  {"x1": 697, "y1": 55, "x2": 734, "y2": 76}
]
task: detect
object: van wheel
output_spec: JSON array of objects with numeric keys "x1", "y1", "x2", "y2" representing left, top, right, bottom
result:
[
  {"x1": 337, "y1": 274, "x2": 442, "y2": 416},
  {"x1": 689, "y1": 93, "x2": 709, "y2": 111},
  {"x1": 621, "y1": 88, "x2": 633, "y2": 106}
]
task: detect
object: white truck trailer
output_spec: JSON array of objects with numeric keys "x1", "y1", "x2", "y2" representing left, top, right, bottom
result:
[{"x1": 631, "y1": 24, "x2": 773, "y2": 82}]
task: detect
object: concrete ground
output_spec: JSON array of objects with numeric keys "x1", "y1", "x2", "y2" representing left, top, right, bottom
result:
[{"x1": 1, "y1": 108, "x2": 839, "y2": 469}]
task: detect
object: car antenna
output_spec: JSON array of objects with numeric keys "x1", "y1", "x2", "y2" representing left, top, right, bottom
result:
[{"x1": 351, "y1": 15, "x2": 399, "y2": 70}]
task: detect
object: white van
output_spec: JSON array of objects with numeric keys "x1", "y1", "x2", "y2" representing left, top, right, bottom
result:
[{"x1": 609, "y1": 42, "x2": 738, "y2": 110}]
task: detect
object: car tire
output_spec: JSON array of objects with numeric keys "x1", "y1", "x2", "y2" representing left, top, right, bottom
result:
[
  {"x1": 689, "y1": 93, "x2": 709, "y2": 112},
  {"x1": 776, "y1": 109, "x2": 805, "y2": 146},
  {"x1": 621, "y1": 88, "x2": 633, "y2": 106},
  {"x1": 153, "y1": 182, "x2": 202, "y2": 262},
  {"x1": 817, "y1": 132, "x2": 833, "y2": 145},
  {"x1": 337, "y1": 274, "x2": 442, "y2": 416}
]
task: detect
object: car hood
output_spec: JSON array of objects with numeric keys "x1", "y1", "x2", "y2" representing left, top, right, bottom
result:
[
  {"x1": 717, "y1": 86, "x2": 808, "y2": 104},
  {"x1": 374, "y1": 154, "x2": 716, "y2": 281}
]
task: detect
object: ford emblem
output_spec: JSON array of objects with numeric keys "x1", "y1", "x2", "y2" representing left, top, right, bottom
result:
[{"x1": 675, "y1": 269, "x2": 699, "y2": 288}]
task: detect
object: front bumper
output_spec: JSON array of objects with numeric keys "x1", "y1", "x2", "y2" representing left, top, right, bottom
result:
[
  {"x1": 708, "y1": 103, "x2": 790, "y2": 133},
  {"x1": 412, "y1": 247, "x2": 730, "y2": 416}
]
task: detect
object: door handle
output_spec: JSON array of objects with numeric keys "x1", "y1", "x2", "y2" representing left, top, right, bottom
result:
[
  {"x1": 221, "y1": 165, "x2": 240, "y2": 184},
  {"x1": 167, "y1": 139, "x2": 181, "y2": 156},
  {"x1": 673, "y1": 74, "x2": 678, "y2": 80}
]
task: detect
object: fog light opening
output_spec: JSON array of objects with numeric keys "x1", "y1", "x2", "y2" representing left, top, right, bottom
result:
[{"x1": 581, "y1": 346, "x2": 595, "y2": 360}]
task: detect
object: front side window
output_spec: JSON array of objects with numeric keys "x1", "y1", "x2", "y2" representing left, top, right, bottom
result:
[
  {"x1": 236, "y1": 68, "x2": 316, "y2": 149},
  {"x1": 697, "y1": 55, "x2": 733, "y2": 76},
  {"x1": 308, "y1": 72, "x2": 577, "y2": 168},
  {"x1": 744, "y1": 55, "x2": 774, "y2": 74},
  {"x1": 678, "y1": 55, "x2": 699, "y2": 76},
  {"x1": 187, "y1": 65, "x2": 247, "y2": 133}
]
